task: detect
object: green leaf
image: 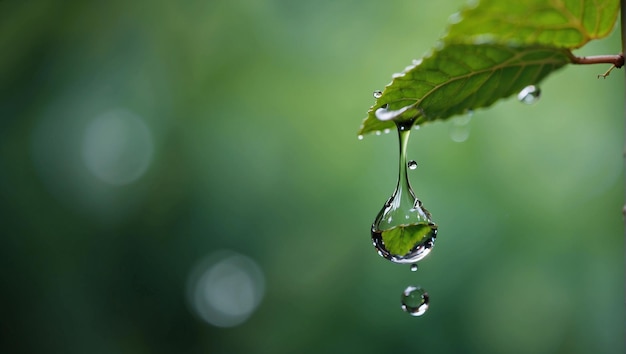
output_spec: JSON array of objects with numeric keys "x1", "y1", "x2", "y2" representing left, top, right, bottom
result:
[
  {"x1": 359, "y1": 44, "x2": 570, "y2": 136},
  {"x1": 445, "y1": 0, "x2": 620, "y2": 48},
  {"x1": 358, "y1": 0, "x2": 620, "y2": 136}
]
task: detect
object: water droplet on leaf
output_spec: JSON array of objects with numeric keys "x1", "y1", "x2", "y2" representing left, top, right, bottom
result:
[
  {"x1": 375, "y1": 105, "x2": 414, "y2": 122},
  {"x1": 401, "y1": 285, "x2": 429, "y2": 316},
  {"x1": 408, "y1": 160, "x2": 418, "y2": 170},
  {"x1": 371, "y1": 119, "x2": 437, "y2": 264},
  {"x1": 410, "y1": 264, "x2": 418, "y2": 272},
  {"x1": 517, "y1": 85, "x2": 541, "y2": 104},
  {"x1": 373, "y1": 90, "x2": 383, "y2": 99}
]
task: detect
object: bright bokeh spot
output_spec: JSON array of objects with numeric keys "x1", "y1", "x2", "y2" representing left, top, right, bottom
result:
[
  {"x1": 82, "y1": 109, "x2": 154, "y2": 185},
  {"x1": 187, "y1": 251, "x2": 265, "y2": 328}
]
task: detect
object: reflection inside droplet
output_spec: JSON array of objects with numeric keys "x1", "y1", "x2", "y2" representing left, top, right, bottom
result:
[
  {"x1": 373, "y1": 90, "x2": 383, "y2": 99},
  {"x1": 186, "y1": 251, "x2": 265, "y2": 328},
  {"x1": 408, "y1": 160, "x2": 418, "y2": 170},
  {"x1": 401, "y1": 285, "x2": 429, "y2": 316}
]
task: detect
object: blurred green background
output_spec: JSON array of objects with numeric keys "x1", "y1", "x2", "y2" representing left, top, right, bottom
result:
[{"x1": 1, "y1": 1, "x2": 623, "y2": 353}]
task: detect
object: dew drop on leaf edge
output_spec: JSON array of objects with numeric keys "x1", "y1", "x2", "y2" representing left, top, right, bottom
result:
[
  {"x1": 373, "y1": 90, "x2": 383, "y2": 99},
  {"x1": 401, "y1": 285, "x2": 429, "y2": 316},
  {"x1": 517, "y1": 85, "x2": 541, "y2": 104}
]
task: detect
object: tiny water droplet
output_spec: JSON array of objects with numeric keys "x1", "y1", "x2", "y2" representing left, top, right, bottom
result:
[
  {"x1": 383, "y1": 128, "x2": 391, "y2": 134},
  {"x1": 357, "y1": 135, "x2": 364, "y2": 140},
  {"x1": 408, "y1": 160, "x2": 418, "y2": 170},
  {"x1": 517, "y1": 85, "x2": 541, "y2": 104},
  {"x1": 414, "y1": 125, "x2": 420, "y2": 130},
  {"x1": 410, "y1": 264, "x2": 418, "y2": 272},
  {"x1": 401, "y1": 285, "x2": 429, "y2": 316},
  {"x1": 373, "y1": 90, "x2": 383, "y2": 99},
  {"x1": 375, "y1": 130, "x2": 382, "y2": 136}
]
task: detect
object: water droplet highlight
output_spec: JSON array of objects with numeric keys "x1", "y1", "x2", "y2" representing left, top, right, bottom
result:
[
  {"x1": 517, "y1": 85, "x2": 541, "y2": 104},
  {"x1": 410, "y1": 264, "x2": 418, "y2": 272},
  {"x1": 375, "y1": 104, "x2": 415, "y2": 122},
  {"x1": 357, "y1": 135, "x2": 364, "y2": 140},
  {"x1": 408, "y1": 160, "x2": 418, "y2": 170},
  {"x1": 371, "y1": 119, "x2": 437, "y2": 264},
  {"x1": 401, "y1": 285, "x2": 429, "y2": 316},
  {"x1": 373, "y1": 90, "x2": 383, "y2": 99}
]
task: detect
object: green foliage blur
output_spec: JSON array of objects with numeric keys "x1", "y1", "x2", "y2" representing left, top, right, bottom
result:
[{"x1": 0, "y1": 1, "x2": 623, "y2": 353}]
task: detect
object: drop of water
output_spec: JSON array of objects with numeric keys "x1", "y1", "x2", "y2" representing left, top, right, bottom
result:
[
  {"x1": 401, "y1": 285, "x2": 429, "y2": 316},
  {"x1": 357, "y1": 135, "x2": 364, "y2": 140},
  {"x1": 408, "y1": 160, "x2": 418, "y2": 170},
  {"x1": 517, "y1": 85, "x2": 541, "y2": 104},
  {"x1": 373, "y1": 90, "x2": 383, "y2": 99},
  {"x1": 375, "y1": 104, "x2": 414, "y2": 122},
  {"x1": 375, "y1": 130, "x2": 382, "y2": 136},
  {"x1": 371, "y1": 119, "x2": 437, "y2": 264},
  {"x1": 410, "y1": 264, "x2": 418, "y2": 272}
]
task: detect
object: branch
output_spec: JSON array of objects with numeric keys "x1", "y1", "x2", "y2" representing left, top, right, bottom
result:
[
  {"x1": 569, "y1": 54, "x2": 624, "y2": 67},
  {"x1": 568, "y1": 53, "x2": 625, "y2": 78}
]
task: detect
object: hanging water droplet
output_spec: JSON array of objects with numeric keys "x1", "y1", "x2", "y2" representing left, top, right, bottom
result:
[
  {"x1": 357, "y1": 135, "x2": 364, "y2": 140},
  {"x1": 410, "y1": 264, "x2": 418, "y2": 272},
  {"x1": 373, "y1": 90, "x2": 383, "y2": 99},
  {"x1": 371, "y1": 119, "x2": 437, "y2": 264},
  {"x1": 517, "y1": 85, "x2": 541, "y2": 104},
  {"x1": 401, "y1": 285, "x2": 429, "y2": 316},
  {"x1": 375, "y1": 130, "x2": 382, "y2": 136},
  {"x1": 408, "y1": 160, "x2": 418, "y2": 170}
]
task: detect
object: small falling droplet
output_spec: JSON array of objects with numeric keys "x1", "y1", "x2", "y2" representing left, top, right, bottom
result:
[
  {"x1": 410, "y1": 264, "x2": 418, "y2": 272},
  {"x1": 408, "y1": 160, "x2": 418, "y2": 170},
  {"x1": 373, "y1": 90, "x2": 383, "y2": 99},
  {"x1": 375, "y1": 130, "x2": 382, "y2": 136},
  {"x1": 401, "y1": 285, "x2": 429, "y2": 316},
  {"x1": 357, "y1": 135, "x2": 364, "y2": 140},
  {"x1": 517, "y1": 85, "x2": 541, "y2": 104}
]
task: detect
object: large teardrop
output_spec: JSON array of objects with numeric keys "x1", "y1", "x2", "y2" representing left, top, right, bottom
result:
[{"x1": 370, "y1": 119, "x2": 437, "y2": 264}]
